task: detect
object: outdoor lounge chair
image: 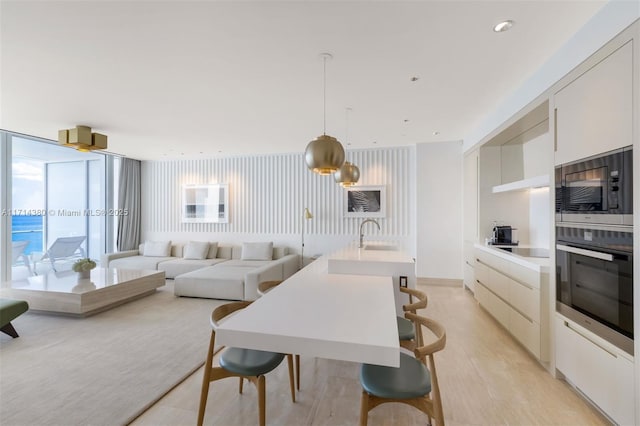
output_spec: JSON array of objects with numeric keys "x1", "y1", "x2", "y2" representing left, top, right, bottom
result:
[
  {"x1": 11, "y1": 241, "x2": 32, "y2": 275},
  {"x1": 34, "y1": 236, "x2": 86, "y2": 274}
]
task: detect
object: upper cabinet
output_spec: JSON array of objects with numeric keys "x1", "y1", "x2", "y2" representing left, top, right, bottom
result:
[{"x1": 554, "y1": 41, "x2": 633, "y2": 165}]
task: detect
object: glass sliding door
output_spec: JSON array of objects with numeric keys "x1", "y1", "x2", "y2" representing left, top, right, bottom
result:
[{"x1": 6, "y1": 134, "x2": 110, "y2": 278}]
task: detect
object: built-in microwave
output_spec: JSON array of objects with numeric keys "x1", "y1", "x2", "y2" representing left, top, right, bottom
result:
[{"x1": 555, "y1": 146, "x2": 632, "y2": 226}]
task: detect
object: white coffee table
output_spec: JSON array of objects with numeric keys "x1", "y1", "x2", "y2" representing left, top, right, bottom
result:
[{"x1": 1, "y1": 268, "x2": 165, "y2": 316}]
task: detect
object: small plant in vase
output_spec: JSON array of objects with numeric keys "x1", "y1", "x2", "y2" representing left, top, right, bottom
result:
[{"x1": 73, "y1": 258, "x2": 96, "y2": 279}]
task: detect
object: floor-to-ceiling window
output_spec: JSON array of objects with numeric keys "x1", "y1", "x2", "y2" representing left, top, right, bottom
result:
[{"x1": 2, "y1": 132, "x2": 117, "y2": 280}]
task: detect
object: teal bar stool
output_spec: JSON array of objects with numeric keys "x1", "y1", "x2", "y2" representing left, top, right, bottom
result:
[
  {"x1": 197, "y1": 301, "x2": 295, "y2": 426},
  {"x1": 397, "y1": 287, "x2": 428, "y2": 351},
  {"x1": 359, "y1": 313, "x2": 446, "y2": 426}
]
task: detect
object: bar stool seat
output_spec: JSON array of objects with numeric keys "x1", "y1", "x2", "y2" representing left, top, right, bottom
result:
[
  {"x1": 396, "y1": 316, "x2": 415, "y2": 341},
  {"x1": 361, "y1": 352, "x2": 431, "y2": 399},
  {"x1": 220, "y1": 348, "x2": 285, "y2": 377}
]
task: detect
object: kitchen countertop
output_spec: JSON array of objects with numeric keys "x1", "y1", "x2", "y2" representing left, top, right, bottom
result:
[
  {"x1": 327, "y1": 241, "x2": 414, "y2": 263},
  {"x1": 474, "y1": 243, "x2": 550, "y2": 273}
]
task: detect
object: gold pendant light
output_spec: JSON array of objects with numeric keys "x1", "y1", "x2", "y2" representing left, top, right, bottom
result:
[
  {"x1": 334, "y1": 107, "x2": 360, "y2": 187},
  {"x1": 335, "y1": 161, "x2": 360, "y2": 187},
  {"x1": 305, "y1": 53, "x2": 345, "y2": 175}
]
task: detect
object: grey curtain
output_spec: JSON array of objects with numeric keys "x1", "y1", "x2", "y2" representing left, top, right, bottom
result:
[{"x1": 116, "y1": 158, "x2": 141, "y2": 251}]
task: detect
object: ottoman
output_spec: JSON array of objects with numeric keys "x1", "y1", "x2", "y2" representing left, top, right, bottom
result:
[
  {"x1": 0, "y1": 298, "x2": 29, "y2": 338},
  {"x1": 174, "y1": 266, "x2": 255, "y2": 300}
]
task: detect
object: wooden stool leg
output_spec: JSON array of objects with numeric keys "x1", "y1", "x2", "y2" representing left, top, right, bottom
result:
[
  {"x1": 257, "y1": 375, "x2": 266, "y2": 426},
  {"x1": 359, "y1": 390, "x2": 370, "y2": 426},
  {"x1": 197, "y1": 334, "x2": 215, "y2": 426},
  {"x1": 286, "y1": 354, "x2": 296, "y2": 402},
  {"x1": 238, "y1": 377, "x2": 244, "y2": 394},
  {"x1": 295, "y1": 354, "x2": 300, "y2": 390}
]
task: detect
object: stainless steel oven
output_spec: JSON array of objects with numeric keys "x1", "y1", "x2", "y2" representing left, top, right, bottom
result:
[
  {"x1": 556, "y1": 146, "x2": 632, "y2": 225},
  {"x1": 556, "y1": 225, "x2": 633, "y2": 355}
]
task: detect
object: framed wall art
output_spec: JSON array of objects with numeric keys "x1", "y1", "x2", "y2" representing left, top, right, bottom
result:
[
  {"x1": 344, "y1": 185, "x2": 386, "y2": 218},
  {"x1": 182, "y1": 184, "x2": 229, "y2": 223}
]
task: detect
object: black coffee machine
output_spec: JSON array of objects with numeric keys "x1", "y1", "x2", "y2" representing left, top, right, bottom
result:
[{"x1": 491, "y1": 225, "x2": 518, "y2": 245}]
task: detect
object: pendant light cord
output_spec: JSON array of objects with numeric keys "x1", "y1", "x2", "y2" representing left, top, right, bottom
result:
[{"x1": 323, "y1": 55, "x2": 327, "y2": 135}]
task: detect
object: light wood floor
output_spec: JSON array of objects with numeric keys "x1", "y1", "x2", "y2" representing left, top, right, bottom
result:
[{"x1": 130, "y1": 283, "x2": 608, "y2": 426}]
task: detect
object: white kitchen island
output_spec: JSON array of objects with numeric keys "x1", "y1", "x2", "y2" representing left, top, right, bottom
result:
[
  {"x1": 327, "y1": 241, "x2": 416, "y2": 316},
  {"x1": 215, "y1": 250, "x2": 400, "y2": 367}
]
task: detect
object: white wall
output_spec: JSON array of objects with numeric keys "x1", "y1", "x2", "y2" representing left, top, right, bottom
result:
[
  {"x1": 415, "y1": 141, "x2": 463, "y2": 280},
  {"x1": 141, "y1": 147, "x2": 416, "y2": 260},
  {"x1": 524, "y1": 132, "x2": 552, "y2": 248}
]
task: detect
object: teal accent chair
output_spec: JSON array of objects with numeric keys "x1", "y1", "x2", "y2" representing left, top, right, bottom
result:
[
  {"x1": 257, "y1": 280, "x2": 301, "y2": 391},
  {"x1": 398, "y1": 287, "x2": 428, "y2": 351},
  {"x1": 359, "y1": 313, "x2": 446, "y2": 426},
  {"x1": 197, "y1": 301, "x2": 295, "y2": 426}
]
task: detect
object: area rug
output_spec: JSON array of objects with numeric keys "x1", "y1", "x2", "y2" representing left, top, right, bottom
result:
[{"x1": 0, "y1": 281, "x2": 225, "y2": 426}]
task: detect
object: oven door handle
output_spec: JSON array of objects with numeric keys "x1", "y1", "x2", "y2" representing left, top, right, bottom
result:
[{"x1": 556, "y1": 244, "x2": 614, "y2": 262}]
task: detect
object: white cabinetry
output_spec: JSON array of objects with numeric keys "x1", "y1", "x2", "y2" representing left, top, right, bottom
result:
[
  {"x1": 555, "y1": 315, "x2": 635, "y2": 425},
  {"x1": 474, "y1": 247, "x2": 548, "y2": 362},
  {"x1": 554, "y1": 41, "x2": 633, "y2": 165}
]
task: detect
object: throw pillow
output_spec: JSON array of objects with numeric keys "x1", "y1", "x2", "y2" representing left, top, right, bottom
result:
[
  {"x1": 144, "y1": 240, "x2": 172, "y2": 257},
  {"x1": 207, "y1": 242, "x2": 219, "y2": 259},
  {"x1": 183, "y1": 241, "x2": 209, "y2": 260},
  {"x1": 241, "y1": 242, "x2": 273, "y2": 261}
]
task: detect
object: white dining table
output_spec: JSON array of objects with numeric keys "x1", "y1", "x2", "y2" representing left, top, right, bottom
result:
[{"x1": 215, "y1": 257, "x2": 400, "y2": 367}]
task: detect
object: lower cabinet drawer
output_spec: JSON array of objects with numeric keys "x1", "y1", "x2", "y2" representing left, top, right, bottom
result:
[
  {"x1": 555, "y1": 315, "x2": 635, "y2": 426},
  {"x1": 475, "y1": 281, "x2": 490, "y2": 306},
  {"x1": 477, "y1": 283, "x2": 509, "y2": 329},
  {"x1": 475, "y1": 261, "x2": 489, "y2": 287},
  {"x1": 509, "y1": 308, "x2": 540, "y2": 358},
  {"x1": 508, "y1": 279, "x2": 540, "y2": 323}
]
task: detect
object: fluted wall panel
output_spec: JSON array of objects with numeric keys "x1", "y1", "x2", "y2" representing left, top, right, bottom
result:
[{"x1": 141, "y1": 147, "x2": 413, "y2": 239}]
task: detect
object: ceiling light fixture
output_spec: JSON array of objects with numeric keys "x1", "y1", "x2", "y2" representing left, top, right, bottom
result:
[
  {"x1": 493, "y1": 20, "x2": 513, "y2": 32},
  {"x1": 58, "y1": 125, "x2": 107, "y2": 152},
  {"x1": 335, "y1": 108, "x2": 360, "y2": 187},
  {"x1": 305, "y1": 53, "x2": 345, "y2": 175}
]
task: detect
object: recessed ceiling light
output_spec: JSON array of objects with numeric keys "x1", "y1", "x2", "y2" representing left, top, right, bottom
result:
[{"x1": 493, "y1": 20, "x2": 513, "y2": 32}]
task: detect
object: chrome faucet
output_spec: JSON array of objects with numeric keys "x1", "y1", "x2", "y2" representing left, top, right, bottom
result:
[{"x1": 359, "y1": 219, "x2": 380, "y2": 248}]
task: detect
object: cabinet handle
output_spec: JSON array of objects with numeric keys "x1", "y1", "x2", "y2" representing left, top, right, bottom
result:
[
  {"x1": 553, "y1": 107, "x2": 558, "y2": 152},
  {"x1": 564, "y1": 321, "x2": 618, "y2": 358}
]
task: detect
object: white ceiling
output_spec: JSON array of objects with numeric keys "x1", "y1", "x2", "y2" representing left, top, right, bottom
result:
[{"x1": 1, "y1": 1, "x2": 606, "y2": 161}]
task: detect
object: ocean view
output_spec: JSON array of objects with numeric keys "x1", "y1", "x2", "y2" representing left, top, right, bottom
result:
[{"x1": 11, "y1": 215, "x2": 43, "y2": 254}]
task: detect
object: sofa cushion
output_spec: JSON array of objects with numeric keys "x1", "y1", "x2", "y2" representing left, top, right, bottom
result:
[
  {"x1": 109, "y1": 255, "x2": 174, "y2": 270},
  {"x1": 273, "y1": 246, "x2": 289, "y2": 259},
  {"x1": 207, "y1": 242, "x2": 219, "y2": 259},
  {"x1": 217, "y1": 246, "x2": 232, "y2": 260},
  {"x1": 223, "y1": 259, "x2": 271, "y2": 268},
  {"x1": 144, "y1": 241, "x2": 172, "y2": 257},
  {"x1": 184, "y1": 241, "x2": 209, "y2": 260},
  {"x1": 174, "y1": 265, "x2": 252, "y2": 300},
  {"x1": 158, "y1": 258, "x2": 228, "y2": 279},
  {"x1": 241, "y1": 242, "x2": 273, "y2": 261}
]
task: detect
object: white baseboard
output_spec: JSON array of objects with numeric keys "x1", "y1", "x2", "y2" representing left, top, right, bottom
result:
[{"x1": 417, "y1": 277, "x2": 463, "y2": 287}]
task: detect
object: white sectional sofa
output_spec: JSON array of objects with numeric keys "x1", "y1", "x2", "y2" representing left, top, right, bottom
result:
[
  {"x1": 102, "y1": 241, "x2": 299, "y2": 301},
  {"x1": 174, "y1": 245, "x2": 298, "y2": 300}
]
